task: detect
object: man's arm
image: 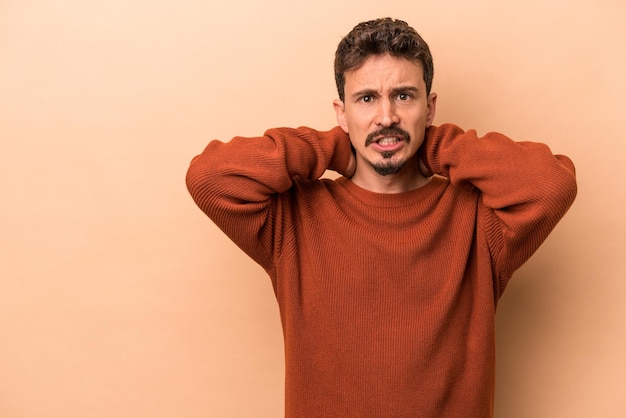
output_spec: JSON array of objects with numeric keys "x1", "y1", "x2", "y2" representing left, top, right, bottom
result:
[
  {"x1": 185, "y1": 126, "x2": 353, "y2": 270},
  {"x1": 420, "y1": 124, "x2": 578, "y2": 292}
]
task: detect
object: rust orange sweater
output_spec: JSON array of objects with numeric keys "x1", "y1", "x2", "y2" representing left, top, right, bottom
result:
[{"x1": 186, "y1": 124, "x2": 577, "y2": 417}]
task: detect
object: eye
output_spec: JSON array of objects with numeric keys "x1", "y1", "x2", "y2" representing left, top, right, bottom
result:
[
  {"x1": 397, "y1": 93, "x2": 412, "y2": 101},
  {"x1": 360, "y1": 95, "x2": 374, "y2": 103}
]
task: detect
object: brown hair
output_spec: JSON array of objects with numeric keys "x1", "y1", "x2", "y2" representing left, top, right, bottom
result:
[{"x1": 334, "y1": 18, "x2": 434, "y2": 101}]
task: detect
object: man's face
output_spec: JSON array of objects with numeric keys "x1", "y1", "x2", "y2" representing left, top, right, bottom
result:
[{"x1": 334, "y1": 54, "x2": 437, "y2": 179}]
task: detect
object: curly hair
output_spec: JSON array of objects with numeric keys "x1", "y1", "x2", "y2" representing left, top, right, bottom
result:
[{"x1": 334, "y1": 18, "x2": 434, "y2": 101}]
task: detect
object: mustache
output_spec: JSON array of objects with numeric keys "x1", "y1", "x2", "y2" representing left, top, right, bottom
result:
[{"x1": 365, "y1": 126, "x2": 411, "y2": 146}]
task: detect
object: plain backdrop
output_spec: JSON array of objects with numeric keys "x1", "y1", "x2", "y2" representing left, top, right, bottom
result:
[{"x1": 1, "y1": 0, "x2": 625, "y2": 417}]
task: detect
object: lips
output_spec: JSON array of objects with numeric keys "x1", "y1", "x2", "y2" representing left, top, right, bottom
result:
[
  {"x1": 369, "y1": 136, "x2": 405, "y2": 153},
  {"x1": 365, "y1": 127, "x2": 410, "y2": 153}
]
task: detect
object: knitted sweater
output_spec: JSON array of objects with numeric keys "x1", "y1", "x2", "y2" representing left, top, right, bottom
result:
[{"x1": 186, "y1": 124, "x2": 577, "y2": 417}]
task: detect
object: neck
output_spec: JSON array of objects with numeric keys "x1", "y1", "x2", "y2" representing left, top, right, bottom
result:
[{"x1": 351, "y1": 158, "x2": 431, "y2": 194}]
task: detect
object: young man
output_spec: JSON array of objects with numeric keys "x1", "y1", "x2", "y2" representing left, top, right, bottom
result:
[{"x1": 186, "y1": 18, "x2": 577, "y2": 417}]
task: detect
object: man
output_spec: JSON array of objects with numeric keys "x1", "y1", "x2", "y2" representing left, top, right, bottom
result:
[{"x1": 186, "y1": 18, "x2": 577, "y2": 417}]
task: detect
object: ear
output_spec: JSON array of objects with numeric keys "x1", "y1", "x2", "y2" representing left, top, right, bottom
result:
[
  {"x1": 425, "y1": 92, "x2": 438, "y2": 127},
  {"x1": 333, "y1": 99, "x2": 349, "y2": 133}
]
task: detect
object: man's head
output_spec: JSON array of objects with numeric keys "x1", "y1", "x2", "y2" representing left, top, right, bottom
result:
[
  {"x1": 334, "y1": 18, "x2": 434, "y2": 102},
  {"x1": 333, "y1": 18, "x2": 437, "y2": 190}
]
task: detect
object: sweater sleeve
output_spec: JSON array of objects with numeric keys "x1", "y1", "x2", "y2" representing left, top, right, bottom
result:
[
  {"x1": 420, "y1": 124, "x2": 578, "y2": 294},
  {"x1": 185, "y1": 126, "x2": 353, "y2": 271}
]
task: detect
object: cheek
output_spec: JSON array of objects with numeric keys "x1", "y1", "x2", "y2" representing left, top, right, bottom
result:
[
  {"x1": 344, "y1": 106, "x2": 376, "y2": 127},
  {"x1": 351, "y1": 119, "x2": 377, "y2": 140}
]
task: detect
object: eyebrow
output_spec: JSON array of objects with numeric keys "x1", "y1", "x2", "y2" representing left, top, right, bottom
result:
[
  {"x1": 350, "y1": 88, "x2": 379, "y2": 101},
  {"x1": 391, "y1": 86, "x2": 420, "y2": 96}
]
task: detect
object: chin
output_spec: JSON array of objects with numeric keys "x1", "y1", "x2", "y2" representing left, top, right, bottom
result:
[
  {"x1": 373, "y1": 165, "x2": 404, "y2": 176},
  {"x1": 371, "y1": 158, "x2": 406, "y2": 176}
]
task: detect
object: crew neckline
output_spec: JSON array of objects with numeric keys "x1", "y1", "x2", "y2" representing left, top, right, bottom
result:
[{"x1": 336, "y1": 176, "x2": 446, "y2": 208}]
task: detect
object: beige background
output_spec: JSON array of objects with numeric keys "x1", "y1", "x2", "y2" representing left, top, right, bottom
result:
[{"x1": 1, "y1": 0, "x2": 625, "y2": 417}]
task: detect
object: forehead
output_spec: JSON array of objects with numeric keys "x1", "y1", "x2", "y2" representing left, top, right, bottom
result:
[{"x1": 344, "y1": 54, "x2": 425, "y2": 93}]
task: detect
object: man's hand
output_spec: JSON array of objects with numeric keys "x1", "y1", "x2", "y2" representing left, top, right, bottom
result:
[
  {"x1": 419, "y1": 158, "x2": 432, "y2": 178},
  {"x1": 418, "y1": 127, "x2": 434, "y2": 178},
  {"x1": 345, "y1": 152, "x2": 356, "y2": 178}
]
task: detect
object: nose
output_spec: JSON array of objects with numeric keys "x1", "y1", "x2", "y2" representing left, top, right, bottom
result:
[{"x1": 376, "y1": 98, "x2": 400, "y2": 127}]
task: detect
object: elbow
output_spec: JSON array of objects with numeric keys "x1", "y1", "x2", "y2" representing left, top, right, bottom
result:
[
  {"x1": 556, "y1": 154, "x2": 578, "y2": 210},
  {"x1": 543, "y1": 155, "x2": 578, "y2": 222},
  {"x1": 185, "y1": 155, "x2": 201, "y2": 199},
  {"x1": 185, "y1": 154, "x2": 217, "y2": 214}
]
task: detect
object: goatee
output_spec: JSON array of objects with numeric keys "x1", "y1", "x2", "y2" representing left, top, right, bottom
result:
[{"x1": 372, "y1": 162, "x2": 405, "y2": 176}]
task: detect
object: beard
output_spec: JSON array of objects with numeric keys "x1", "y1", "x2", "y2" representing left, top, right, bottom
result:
[
  {"x1": 371, "y1": 156, "x2": 406, "y2": 176},
  {"x1": 365, "y1": 126, "x2": 411, "y2": 176}
]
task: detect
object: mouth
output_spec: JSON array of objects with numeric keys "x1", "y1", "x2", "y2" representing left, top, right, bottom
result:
[
  {"x1": 369, "y1": 137, "x2": 405, "y2": 155},
  {"x1": 365, "y1": 127, "x2": 410, "y2": 150},
  {"x1": 365, "y1": 128, "x2": 410, "y2": 156}
]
